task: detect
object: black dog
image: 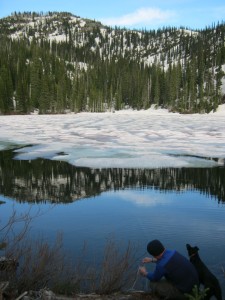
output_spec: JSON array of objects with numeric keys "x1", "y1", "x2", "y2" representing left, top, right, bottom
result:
[{"x1": 186, "y1": 244, "x2": 222, "y2": 300}]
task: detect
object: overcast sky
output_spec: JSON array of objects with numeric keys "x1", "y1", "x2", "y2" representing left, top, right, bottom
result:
[{"x1": 0, "y1": 0, "x2": 225, "y2": 30}]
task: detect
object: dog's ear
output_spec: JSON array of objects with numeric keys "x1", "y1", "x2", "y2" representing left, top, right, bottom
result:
[{"x1": 186, "y1": 244, "x2": 191, "y2": 249}]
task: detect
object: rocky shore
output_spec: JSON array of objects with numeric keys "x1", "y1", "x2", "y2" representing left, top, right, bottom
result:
[
  {"x1": 24, "y1": 290, "x2": 157, "y2": 300},
  {"x1": 1, "y1": 288, "x2": 158, "y2": 300}
]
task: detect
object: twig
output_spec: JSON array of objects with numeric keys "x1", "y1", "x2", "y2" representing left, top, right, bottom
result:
[
  {"x1": 0, "y1": 282, "x2": 9, "y2": 300},
  {"x1": 0, "y1": 281, "x2": 9, "y2": 291},
  {"x1": 221, "y1": 265, "x2": 225, "y2": 277},
  {"x1": 15, "y1": 291, "x2": 28, "y2": 300}
]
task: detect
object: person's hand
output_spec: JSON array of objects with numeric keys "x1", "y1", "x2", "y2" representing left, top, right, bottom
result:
[
  {"x1": 139, "y1": 266, "x2": 147, "y2": 277},
  {"x1": 142, "y1": 257, "x2": 153, "y2": 264}
]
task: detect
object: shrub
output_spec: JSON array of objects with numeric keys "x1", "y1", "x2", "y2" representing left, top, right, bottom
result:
[{"x1": 1, "y1": 208, "x2": 139, "y2": 296}]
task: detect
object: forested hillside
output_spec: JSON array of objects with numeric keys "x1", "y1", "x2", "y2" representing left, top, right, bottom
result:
[{"x1": 0, "y1": 11, "x2": 225, "y2": 114}]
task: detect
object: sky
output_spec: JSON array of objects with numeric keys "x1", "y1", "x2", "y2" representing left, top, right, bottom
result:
[
  {"x1": 0, "y1": 0, "x2": 225, "y2": 30},
  {"x1": 0, "y1": 105, "x2": 225, "y2": 169}
]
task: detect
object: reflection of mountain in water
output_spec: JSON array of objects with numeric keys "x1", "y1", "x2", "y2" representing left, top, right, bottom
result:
[{"x1": 0, "y1": 148, "x2": 225, "y2": 203}]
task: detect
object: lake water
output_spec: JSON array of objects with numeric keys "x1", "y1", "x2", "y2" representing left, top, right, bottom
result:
[{"x1": 0, "y1": 148, "x2": 225, "y2": 294}]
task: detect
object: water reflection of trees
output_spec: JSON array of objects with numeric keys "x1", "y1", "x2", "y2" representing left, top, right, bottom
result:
[{"x1": 0, "y1": 149, "x2": 225, "y2": 203}]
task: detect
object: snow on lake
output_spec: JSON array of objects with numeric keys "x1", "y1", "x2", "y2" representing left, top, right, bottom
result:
[{"x1": 0, "y1": 106, "x2": 225, "y2": 169}]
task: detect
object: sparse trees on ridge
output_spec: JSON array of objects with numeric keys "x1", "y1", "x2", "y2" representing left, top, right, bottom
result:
[{"x1": 0, "y1": 13, "x2": 225, "y2": 114}]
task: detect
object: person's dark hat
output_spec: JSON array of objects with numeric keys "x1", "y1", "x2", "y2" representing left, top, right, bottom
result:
[{"x1": 147, "y1": 239, "x2": 165, "y2": 257}]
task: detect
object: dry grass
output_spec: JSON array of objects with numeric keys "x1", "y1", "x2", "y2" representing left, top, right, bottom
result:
[
  {"x1": 78, "y1": 238, "x2": 139, "y2": 295},
  {"x1": 1, "y1": 208, "x2": 141, "y2": 297}
]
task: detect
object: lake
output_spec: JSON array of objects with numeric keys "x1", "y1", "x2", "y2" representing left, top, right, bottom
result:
[{"x1": 0, "y1": 148, "x2": 225, "y2": 294}]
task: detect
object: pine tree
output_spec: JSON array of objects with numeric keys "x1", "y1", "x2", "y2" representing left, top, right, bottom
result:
[
  {"x1": 0, "y1": 77, "x2": 5, "y2": 113},
  {"x1": 0, "y1": 66, "x2": 14, "y2": 113}
]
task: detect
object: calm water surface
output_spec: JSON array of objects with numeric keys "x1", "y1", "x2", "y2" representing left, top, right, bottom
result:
[{"x1": 0, "y1": 148, "x2": 225, "y2": 293}]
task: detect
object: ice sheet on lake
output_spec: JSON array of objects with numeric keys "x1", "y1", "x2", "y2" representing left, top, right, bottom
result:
[{"x1": 0, "y1": 106, "x2": 225, "y2": 169}]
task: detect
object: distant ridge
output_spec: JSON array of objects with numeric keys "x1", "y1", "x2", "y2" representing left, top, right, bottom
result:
[{"x1": 0, "y1": 11, "x2": 224, "y2": 114}]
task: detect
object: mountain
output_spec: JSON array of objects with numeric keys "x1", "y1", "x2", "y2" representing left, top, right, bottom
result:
[{"x1": 0, "y1": 11, "x2": 225, "y2": 114}]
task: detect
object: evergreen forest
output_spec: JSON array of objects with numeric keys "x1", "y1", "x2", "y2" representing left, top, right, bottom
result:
[{"x1": 0, "y1": 11, "x2": 225, "y2": 114}]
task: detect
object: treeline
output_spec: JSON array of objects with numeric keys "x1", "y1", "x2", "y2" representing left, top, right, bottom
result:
[{"x1": 0, "y1": 12, "x2": 225, "y2": 114}]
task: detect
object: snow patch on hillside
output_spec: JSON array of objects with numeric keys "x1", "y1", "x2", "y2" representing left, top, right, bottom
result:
[{"x1": 211, "y1": 103, "x2": 225, "y2": 114}]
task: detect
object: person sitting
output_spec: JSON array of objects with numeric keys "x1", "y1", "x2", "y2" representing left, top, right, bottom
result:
[{"x1": 139, "y1": 239, "x2": 199, "y2": 299}]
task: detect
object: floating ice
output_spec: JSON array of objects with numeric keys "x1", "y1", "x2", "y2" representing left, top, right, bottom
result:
[{"x1": 0, "y1": 106, "x2": 225, "y2": 169}]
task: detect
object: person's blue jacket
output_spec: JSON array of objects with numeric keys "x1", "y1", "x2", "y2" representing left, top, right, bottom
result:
[{"x1": 146, "y1": 249, "x2": 199, "y2": 293}]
